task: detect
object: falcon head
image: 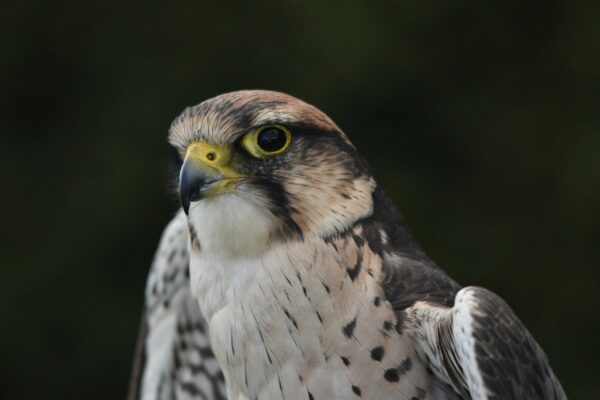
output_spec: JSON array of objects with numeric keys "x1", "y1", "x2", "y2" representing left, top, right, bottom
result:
[{"x1": 169, "y1": 90, "x2": 377, "y2": 256}]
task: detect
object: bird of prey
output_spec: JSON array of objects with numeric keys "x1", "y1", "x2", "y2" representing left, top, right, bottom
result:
[{"x1": 128, "y1": 90, "x2": 566, "y2": 400}]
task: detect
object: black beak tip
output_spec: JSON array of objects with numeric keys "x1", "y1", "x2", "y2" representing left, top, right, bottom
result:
[
  {"x1": 181, "y1": 193, "x2": 191, "y2": 215},
  {"x1": 180, "y1": 184, "x2": 203, "y2": 215},
  {"x1": 179, "y1": 158, "x2": 207, "y2": 215}
]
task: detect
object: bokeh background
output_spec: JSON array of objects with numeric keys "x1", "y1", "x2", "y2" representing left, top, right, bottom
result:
[{"x1": 1, "y1": 1, "x2": 598, "y2": 398}]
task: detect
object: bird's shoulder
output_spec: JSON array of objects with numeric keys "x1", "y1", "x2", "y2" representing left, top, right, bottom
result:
[
  {"x1": 349, "y1": 187, "x2": 566, "y2": 399},
  {"x1": 402, "y1": 286, "x2": 567, "y2": 400},
  {"x1": 348, "y1": 186, "x2": 462, "y2": 311}
]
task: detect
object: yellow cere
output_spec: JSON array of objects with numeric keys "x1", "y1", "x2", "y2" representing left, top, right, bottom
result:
[
  {"x1": 186, "y1": 142, "x2": 233, "y2": 168},
  {"x1": 184, "y1": 142, "x2": 243, "y2": 196}
]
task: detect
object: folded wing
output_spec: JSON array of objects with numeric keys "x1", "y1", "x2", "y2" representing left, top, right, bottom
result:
[
  {"x1": 128, "y1": 212, "x2": 226, "y2": 400},
  {"x1": 404, "y1": 286, "x2": 566, "y2": 400}
]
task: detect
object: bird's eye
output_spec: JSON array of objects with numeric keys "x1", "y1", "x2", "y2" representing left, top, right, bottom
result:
[
  {"x1": 241, "y1": 125, "x2": 291, "y2": 157},
  {"x1": 257, "y1": 127, "x2": 288, "y2": 153}
]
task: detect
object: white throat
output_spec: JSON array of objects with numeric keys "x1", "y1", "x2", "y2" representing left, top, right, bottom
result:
[
  {"x1": 187, "y1": 193, "x2": 277, "y2": 259},
  {"x1": 186, "y1": 193, "x2": 282, "y2": 320}
]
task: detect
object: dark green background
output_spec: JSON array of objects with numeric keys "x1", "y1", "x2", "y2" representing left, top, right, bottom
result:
[{"x1": 1, "y1": 1, "x2": 598, "y2": 398}]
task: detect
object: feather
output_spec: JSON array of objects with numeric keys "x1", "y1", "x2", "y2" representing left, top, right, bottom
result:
[
  {"x1": 404, "y1": 287, "x2": 567, "y2": 400},
  {"x1": 128, "y1": 212, "x2": 226, "y2": 400}
]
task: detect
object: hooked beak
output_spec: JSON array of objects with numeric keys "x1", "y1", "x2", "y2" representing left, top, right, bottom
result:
[
  {"x1": 178, "y1": 142, "x2": 239, "y2": 214},
  {"x1": 179, "y1": 156, "x2": 216, "y2": 214}
]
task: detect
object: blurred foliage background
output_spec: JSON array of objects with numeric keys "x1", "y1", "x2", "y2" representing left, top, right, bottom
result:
[{"x1": 1, "y1": 1, "x2": 598, "y2": 398}]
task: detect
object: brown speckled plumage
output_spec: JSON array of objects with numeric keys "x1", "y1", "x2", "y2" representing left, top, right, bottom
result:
[{"x1": 130, "y1": 90, "x2": 566, "y2": 400}]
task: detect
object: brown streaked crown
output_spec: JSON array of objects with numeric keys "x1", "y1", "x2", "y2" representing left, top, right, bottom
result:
[{"x1": 168, "y1": 90, "x2": 348, "y2": 151}]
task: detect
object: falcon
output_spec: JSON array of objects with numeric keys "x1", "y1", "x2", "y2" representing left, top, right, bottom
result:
[{"x1": 128, "y1": 90, "x2": 566, "y2": 400}]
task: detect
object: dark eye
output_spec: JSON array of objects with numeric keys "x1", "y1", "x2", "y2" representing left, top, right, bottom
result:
[
  {"x1": 241, "y1": 125, "x2": 292, "y2": 157},
  {"x1": 257, "y1": 127, "x2": 288, "y2": 153}
]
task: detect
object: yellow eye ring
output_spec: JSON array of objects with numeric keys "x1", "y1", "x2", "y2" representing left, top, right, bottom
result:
[{"x1": 241, "y1": 125, "x2": 292, "y2": 157}]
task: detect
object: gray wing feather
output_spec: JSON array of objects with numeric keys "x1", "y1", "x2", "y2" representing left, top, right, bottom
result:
[
  {"x1": 128, "y1": 212, "x2": 226, "y2": 400},
  {"x1": 405, "y1": 286, "x2": 566, "y2": 400}
]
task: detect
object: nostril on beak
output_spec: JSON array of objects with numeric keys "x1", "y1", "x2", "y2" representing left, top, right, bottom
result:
[{"x1": 206, "y1": 152, "x2": 216, "y2": 161}]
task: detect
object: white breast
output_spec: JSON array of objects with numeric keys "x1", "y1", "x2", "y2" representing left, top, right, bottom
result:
[
  {"x1": 189, "y1": 239, "x2": 326, "y2": 399},
  {"x1": 186, "y1": 195, "x2": 439, "y2": 400}
]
